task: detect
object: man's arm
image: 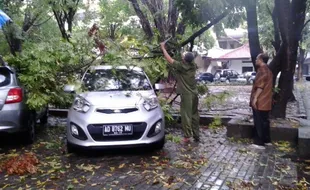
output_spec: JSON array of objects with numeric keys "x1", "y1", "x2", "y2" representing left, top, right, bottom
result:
[
  {"x1": 254, "y1": 88, "x2": 263, "y2": 100},
  {"x1": 252, "y1": 88, "x2": 262, "y2": 109},
  {"x1": 160, "y1": 43, "x2": 175, "y2": 64}
]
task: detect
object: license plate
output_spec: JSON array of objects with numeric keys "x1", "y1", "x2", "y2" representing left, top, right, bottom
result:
[{"x1": 103, "y1": 125, "x2": 133, "y2": 136}]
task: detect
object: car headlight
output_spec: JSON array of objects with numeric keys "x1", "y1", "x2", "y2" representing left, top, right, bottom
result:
[
  {"x1": 73, "y1": 96, "x2": 91, "y2": 113},
  {"x1": 143, "y1": 96, "x2": 159, "y2": 111}
]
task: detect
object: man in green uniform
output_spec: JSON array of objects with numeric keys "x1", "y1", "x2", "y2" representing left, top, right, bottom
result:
[{"x1": 160, "y1": 42, "x2": 200, "y2": 143}]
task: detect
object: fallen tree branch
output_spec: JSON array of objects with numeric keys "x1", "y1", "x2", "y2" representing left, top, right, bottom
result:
[{"x1": 180, "y1": 10, "x2": 230, "y2": 47}]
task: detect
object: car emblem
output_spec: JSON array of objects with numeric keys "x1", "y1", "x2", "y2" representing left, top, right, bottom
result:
[{"x1": 114, "y1": 109, "x2": 121, "y2": 113}]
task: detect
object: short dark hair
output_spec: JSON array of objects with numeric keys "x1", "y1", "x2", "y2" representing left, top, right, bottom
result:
[
  {"x1": 258, "y1": 53, "x2": 269, "y2": 64},
  {"x1": 184, "y1": 52, "x2": 195, "y2": 63}
]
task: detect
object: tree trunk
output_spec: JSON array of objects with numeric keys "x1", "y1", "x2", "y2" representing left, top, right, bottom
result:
[
  {"x1": 3, "y1": 22, "x2": 22, "y2": 56},
  {"x1": 270, "y1": 0, "x2": 307, "y2": 118},
  {"x1": 245, "y1": 0, "x2": 262, "y2": 70},
  {"x1": 141, "y1": 0, "x2": 166, "y2": 41},
  {"x1": 167, "y1": 0, "x2": 178, "y2": 37},
  {"x1": 297, "y1": 47, "x2": 305, "y2": 81},
  {"x1": 176, "y1": 19, "x2": 186, "y2": 35},
  {"x1": 129, "y1": 0, "x2": 154, "y2": 40},
  {"x1": 110, "y1": 24, "x2": 117, "y2": 40}
]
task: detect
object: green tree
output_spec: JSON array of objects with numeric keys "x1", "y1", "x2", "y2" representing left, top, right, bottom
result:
[
  {"x1": 127, "y1": 0, "x2": 240, "y2": 46},
  {"x1": 99, "y1": 0, "x2": 136, "y2": 39},
  {"x1": 245, "y1": 0, "x2": 308, "y2": 118}
]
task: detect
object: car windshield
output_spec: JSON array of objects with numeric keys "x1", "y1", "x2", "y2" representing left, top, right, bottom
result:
[
  {"x1": 0, "y1": 68, "x2": 11, "y2": 87},
  {"x1": 82, "y1": 69, "x2": 152, "y2": 92}
]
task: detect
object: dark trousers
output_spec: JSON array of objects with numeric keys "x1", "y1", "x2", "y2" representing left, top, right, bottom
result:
[
  {"x1": 180, "y1": 93, "x2": 200, "y2": 138},
  {"x1": 252, "y1": 109, "x2": 271, "y2": 146}
]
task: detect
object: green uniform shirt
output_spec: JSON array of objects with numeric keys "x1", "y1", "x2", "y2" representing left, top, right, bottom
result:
[{"x1": 169, "y1": 60, "x2": 198, "y2": 95}]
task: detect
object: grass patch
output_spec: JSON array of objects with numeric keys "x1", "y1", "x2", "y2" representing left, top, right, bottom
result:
[{"x1": 166, "y1": 134, "x2": 181, "y2": 144}]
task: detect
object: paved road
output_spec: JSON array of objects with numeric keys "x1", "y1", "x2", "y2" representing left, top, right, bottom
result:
[
  {"x1": 168, "y1": 85, "x2": 299, "y2": 119},
  {"x1": 0, "y1": 125, "x2": 299, "y2": 190},
  {"x1": 300, "y1": 82, "x2": 310, "y2": 119}
]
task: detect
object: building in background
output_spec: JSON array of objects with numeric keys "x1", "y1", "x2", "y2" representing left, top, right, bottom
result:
[{"x1": 195, "y1": 28, "x2": 252, "y2": 75}]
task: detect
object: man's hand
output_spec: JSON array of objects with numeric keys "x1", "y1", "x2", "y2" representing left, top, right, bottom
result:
[
  {"x1": 160, "y1": 42, "x2": 166, "y2": 49},
  {"x1": 160, "y1": 41, "x2": 174, "y2": 64},
  {"x1": 252, "y1": 97, "x2": 258, "y2": 109}
]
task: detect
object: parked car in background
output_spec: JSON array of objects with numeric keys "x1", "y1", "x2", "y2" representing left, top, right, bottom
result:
[
  {"x1": 214, "y1": 69, "x2": 239, "y2": 83},
  {"x1": 64, "y1": 65, "x2": 165, "y2": 152},
  {"x1": 0, "y1": 66, "x2": 48, "y2": 144},
  {"x1": 248, "y1": 72, "x2": 256, "y2": 84},
  {"x1": 196, "y1": 72, "x2": 214, "y2": 83},
  {"x1": 243, "y1": 71, "x2": 254, "y2": 79}
]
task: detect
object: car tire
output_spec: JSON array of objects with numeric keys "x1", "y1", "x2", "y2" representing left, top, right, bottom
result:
[
  {"x1": 66, "y1": 141, "x2": 76, "y2": 154},
  {"x1": 23, "y1": 113, "x2": 36, "y2": 144},
  {"x1": 153, "y1": 137, "x2": 165, "y2": 150}
]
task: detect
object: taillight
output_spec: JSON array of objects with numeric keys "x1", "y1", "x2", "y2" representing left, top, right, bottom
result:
[{"x1": 5, "y1": 88, "x2": 23, "y2": 104}]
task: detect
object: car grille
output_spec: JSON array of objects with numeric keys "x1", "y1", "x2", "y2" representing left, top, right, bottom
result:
[
  {"x1": 96, "y1": 108, "x2": 138, "y2": 114},
  {"x1": 87, "y1": 122, "x2": 147, "y2": 141}
]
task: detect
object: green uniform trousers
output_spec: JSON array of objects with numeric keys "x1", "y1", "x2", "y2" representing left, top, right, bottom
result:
[{"x1": 180, "y1": 93, "x2": 200, "y2": 138}]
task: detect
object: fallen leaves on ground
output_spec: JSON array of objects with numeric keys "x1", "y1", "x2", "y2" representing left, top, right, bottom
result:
[
  {"x1": 275, "y1": 163, "x2": 291, "y2": 174},
  {"x1": 276, "y1": 178, "x2": 310, "y2": 190},
  {"x1": 226, "y1": 179, "x2": 257, "y2": 190},
  {"x1": 76, "y1": 164, "x2": 100, "y2": 172},
  {"x1": 274, "y1": 141, "x2": 295, "y2": 153},
  {"x1": 0, "y1": 152, "x2": 39, "y2": 175}
]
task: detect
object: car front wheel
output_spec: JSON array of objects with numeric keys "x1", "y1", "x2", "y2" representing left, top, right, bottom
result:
[
  {"x1": 67, "y1": 141, "x2": 77, "y2": 154},
  {"x1": 153, "y1": 137, "x2": 165, "y2": 150}
]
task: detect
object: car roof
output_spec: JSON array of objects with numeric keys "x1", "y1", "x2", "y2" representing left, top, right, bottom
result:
[{"x1": 90, "y1": 65, "x2": 143, "y2": 72}]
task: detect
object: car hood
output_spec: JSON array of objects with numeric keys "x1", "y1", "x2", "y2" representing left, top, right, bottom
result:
[{"x1": 79, "y1": 90, "x2": 155, "y2": 108}]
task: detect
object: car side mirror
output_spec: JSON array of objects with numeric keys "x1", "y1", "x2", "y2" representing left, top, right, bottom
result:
[
  {"x1": 64, "y1": 85, "x2": 76, "y2": 93},
  {"x1": 154, "y1": 83, "x2": 165, "y2": 90}
]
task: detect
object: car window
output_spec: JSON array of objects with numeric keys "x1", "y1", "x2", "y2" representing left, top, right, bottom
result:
[
  {"x1": 0, "y1": 68, "x2": 11, "y2": 87},
  {"x1": 83, "y1": 69, "x2": 152, "y2": 92}
]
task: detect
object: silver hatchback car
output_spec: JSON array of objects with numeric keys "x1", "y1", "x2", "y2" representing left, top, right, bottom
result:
[
  {"x1": 0, "y1": 66, "x2": 48, "y2": 144},
  {"x1": 64, "y1": 65, "x2": 165, "y2": 152}
]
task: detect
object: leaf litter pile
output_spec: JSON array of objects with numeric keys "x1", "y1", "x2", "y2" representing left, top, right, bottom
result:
[
  {"x1": 0, "y1": 126, "x2": 208, "y2": 189},
  {"x1": 0, "y1": 152, "x2": 39, "y2": 175}
]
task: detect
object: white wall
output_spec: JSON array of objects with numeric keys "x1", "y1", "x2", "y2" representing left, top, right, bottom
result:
[
  {"x1": 228, "y1": 59, "x2": 254, "y2": 74},
  {"x1": 205, "y1": 59, "x2": 254, "y2": 74},
  {"x1": 207, "y1": 61, "x2": 221, "y2": 74}
]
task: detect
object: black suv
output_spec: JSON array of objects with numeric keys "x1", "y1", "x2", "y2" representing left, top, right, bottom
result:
[{"x1": 214, "y1": 69, "x2": 239, "y2": 83}]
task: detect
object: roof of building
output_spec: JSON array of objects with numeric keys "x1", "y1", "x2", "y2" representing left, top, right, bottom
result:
[
  {"x1": 216, "y1": 44, "x2": 251, "y2": 60},
  {"x1": 204, "y1": 47, "x2": 233, "y2": 59}
]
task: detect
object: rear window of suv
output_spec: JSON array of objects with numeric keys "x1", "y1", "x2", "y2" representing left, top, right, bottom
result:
[{"x1": 0, "y1": 68, "x2": 11, "y2": 87}]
